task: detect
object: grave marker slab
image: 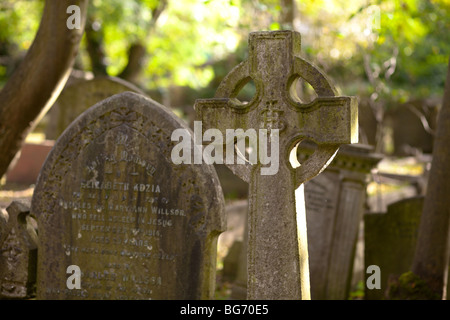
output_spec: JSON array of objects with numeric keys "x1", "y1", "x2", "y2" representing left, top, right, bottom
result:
[
  {"x1": 364, "y1": 196, "x2": 423, "y2": 299},
  {"x1": 195, "y1": 30, "x2": 358, "y2": 299},
  {"x1": 32, "y1": 92, "x2": 225, "y2": 300},
  {"x1": 45, "y1": 76, "x2": 145, "y2": 140},
  {"x1": 0, "y1": 200, "x2": 38, "y2": 299}
]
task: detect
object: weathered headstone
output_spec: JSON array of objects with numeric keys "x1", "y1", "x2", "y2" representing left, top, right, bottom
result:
[
  {"x1": 0, "y1": 200, "x2": 38, "y2": 299},
  {"x1": 31, "y1": 92, "x2": 225, "y2": 299},
  {"x1": 300, "y1": 143, "x2": 382, "y2": 300},
  {"x1": 45, "y1": 76, "x2": 145, "y2": 140},
  {"x1": 364, "y1": 196, "x2": 423, "y2": 299},
  {"x1": 195, "y1": 30, "x2": 358, "y2": 299}
]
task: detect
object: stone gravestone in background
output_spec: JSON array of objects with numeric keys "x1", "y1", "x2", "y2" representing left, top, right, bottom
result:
[
  {"x1": 45, "y1": 76, "x2": 144, "y2": 140},
  {"x1": 32, "y1": 92, "x2": 225, "y2": 299},
  {"x1": 364, "y1": 196, "x2": 424, "y2": 300},
  {"x1": 300, "y1": 143, "x2": 382, "y2": 300},
  {"x1": 0, "y1": 200, "x2": 38, "y2": 299}
]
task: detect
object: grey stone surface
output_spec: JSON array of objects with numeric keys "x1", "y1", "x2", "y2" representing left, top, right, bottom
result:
[
  {"x1": 301, "y1": 143, "x2": 382, "y2": 300},
  {"x1": 364, "y1": 196, "x2": 423, "y2": 299},
  {"x1": 196, "y1": 30, "x2": 358, "y2": 299},
  {"x1": 32, "y1": 92, "x2": 225, "y2": 300},
  {"x1": 0, "y1": 200, "x2": 38, "y2": 299},
  {"x1": 226, "y1": 144, "x2": 381, "y2": 300}
]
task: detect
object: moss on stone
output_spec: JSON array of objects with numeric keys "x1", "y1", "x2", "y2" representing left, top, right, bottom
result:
[{"x1": 386, "y1": 271, "x2": 441, "y2": 300}]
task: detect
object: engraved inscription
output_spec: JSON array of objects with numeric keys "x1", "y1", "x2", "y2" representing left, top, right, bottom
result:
[
  {"x1": 304, "y1": 180, "x2": 335, "y2": 214},
  {"x1": 47, "y1": 128, "x2": 186, "y2": 299},
  {"x1": 260, "y1": 100, "x2": 285, "y2": 132},
  {"x1": 34, "y1": 94, "x2": 224, "y2": 300}
]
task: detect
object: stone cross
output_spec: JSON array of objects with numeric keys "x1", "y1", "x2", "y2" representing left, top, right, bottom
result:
[{"x1": 195, "y1": 31, "x2": 358, "y2": 299}]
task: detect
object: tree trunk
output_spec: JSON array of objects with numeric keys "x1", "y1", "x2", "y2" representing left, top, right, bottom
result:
[
  {"x1": 280, "y1": 0, "x2": 295, "y2": 29},
  {"x1": 411, "y1": 58, "x2": 450, "y2": 299},
  {"x1": 117, "y1": 42, "x2": 146, "y2": 83},
  {"x1": 0, "y1": 0, "x2": 88, "y2": 179},
  {"x1": 85, "y1": 11, "x2": 108, "y2": 77},
  {"x1": 118, "y1": 0, "x2": 168, "y2": 83}
]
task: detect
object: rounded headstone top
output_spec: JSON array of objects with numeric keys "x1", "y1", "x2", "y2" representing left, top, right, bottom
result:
[{"x1": 32, "y1": 91, "x2": 225, "y2": 300}]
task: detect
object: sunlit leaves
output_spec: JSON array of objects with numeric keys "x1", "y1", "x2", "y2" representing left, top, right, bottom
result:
[
  {"x1": 143, "y1": 0, "x2": 241, "y2": 88},
  {"x1": 0, "y1": 0, "x2": 43, "y2": 51},
  {"x1": 295, "y1": 0, "x2": 449, "y2": 100},
  {"x1": 0, "y1": 0, "x2": 448, "y2": 101}
]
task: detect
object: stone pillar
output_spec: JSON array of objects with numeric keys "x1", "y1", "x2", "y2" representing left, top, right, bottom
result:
[{"x1": 300, "y1": 143, "x2": 382, "y2": 299}]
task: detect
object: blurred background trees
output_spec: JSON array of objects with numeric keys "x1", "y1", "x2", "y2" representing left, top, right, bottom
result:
[{"x1": 0, "y1": 0, "x2": 449, "y2": 154}]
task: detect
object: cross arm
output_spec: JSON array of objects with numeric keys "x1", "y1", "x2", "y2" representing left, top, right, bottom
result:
[
  {"x1": 285, "y1": 96, "x2": 358, "y2": 145},
  {"x1": 286, "y1": 96, "x2": 358, "y2": 188},
  {"x1": 195, "y1": 98, "x2": 257, "y2": 134},
  {"x1": 194, "y1": 98, "x2": 255, "y2": 182}
]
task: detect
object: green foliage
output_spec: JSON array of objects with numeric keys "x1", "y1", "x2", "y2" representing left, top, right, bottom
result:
[
  {"x1": 348, "y1": 280, "x2": 365, "y2": 300},
  {"x1": 371, "y1": 0, "x2": 450, "y2": 100},
  {"x1": 386, "y1": 271, "x2": 441, "y2": 299},
  {"x1": 0, "y1": 0, "x2": 43, "y2": 52},
  {"x1": 85, "y1": 0, "x2": 157, "y2": 74},
  {"x1": 295, "y1": 0, "x2": 450, "y2": 102},
  {"x1": 0, "y1": 0, "x2": 44, "y2": 86},
  {"x1": 0, "y1": 0, "x2": 448, "y2": 101}
]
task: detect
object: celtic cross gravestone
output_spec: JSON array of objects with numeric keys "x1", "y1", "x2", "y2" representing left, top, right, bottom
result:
[{"x1": 195, "y1": 30, "x2": 358, "y2": 299}]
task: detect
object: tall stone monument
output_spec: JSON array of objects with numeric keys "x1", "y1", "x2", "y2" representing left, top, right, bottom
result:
[
  {"x1": 300, "y1": 142, "x2": 382, "y2": 299},
  {"x1": 195, "y1": 30, "x2": 358, "y2": 299}
]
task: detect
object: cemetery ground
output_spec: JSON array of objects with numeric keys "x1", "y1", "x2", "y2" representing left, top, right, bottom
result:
[{"x1": 0, "y1": 131, "x2": 426, "y2": 300}]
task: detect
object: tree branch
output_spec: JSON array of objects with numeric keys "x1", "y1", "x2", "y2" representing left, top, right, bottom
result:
[
  {"x1": 118, "y1": 0, "x2": 168, "y2": 83},
  {"x1": 0, "y1": 0, "x2": 88, "y2": 178}
]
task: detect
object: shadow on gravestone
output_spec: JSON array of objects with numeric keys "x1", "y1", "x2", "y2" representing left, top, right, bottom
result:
[
  {"x1": 45, "y1": 76, "x2": 145, "y2": 140},
  {"x1": 31, "y1": 92, "x2": 226, "y2": 300},
  {"x1": 0, "y1": 200, "x2": 38, "y2": 299},
  {"x1": 364, "y1": 196, "x2": 424, "y2": 300}
]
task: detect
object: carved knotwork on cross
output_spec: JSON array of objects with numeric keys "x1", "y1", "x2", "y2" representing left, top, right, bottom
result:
[
  {"x1": 195, "y1": 30, "x2": 358, "y2": 299},
  {"x1": 260, "y1": 100, "x2": 285, "y2": 133}
]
